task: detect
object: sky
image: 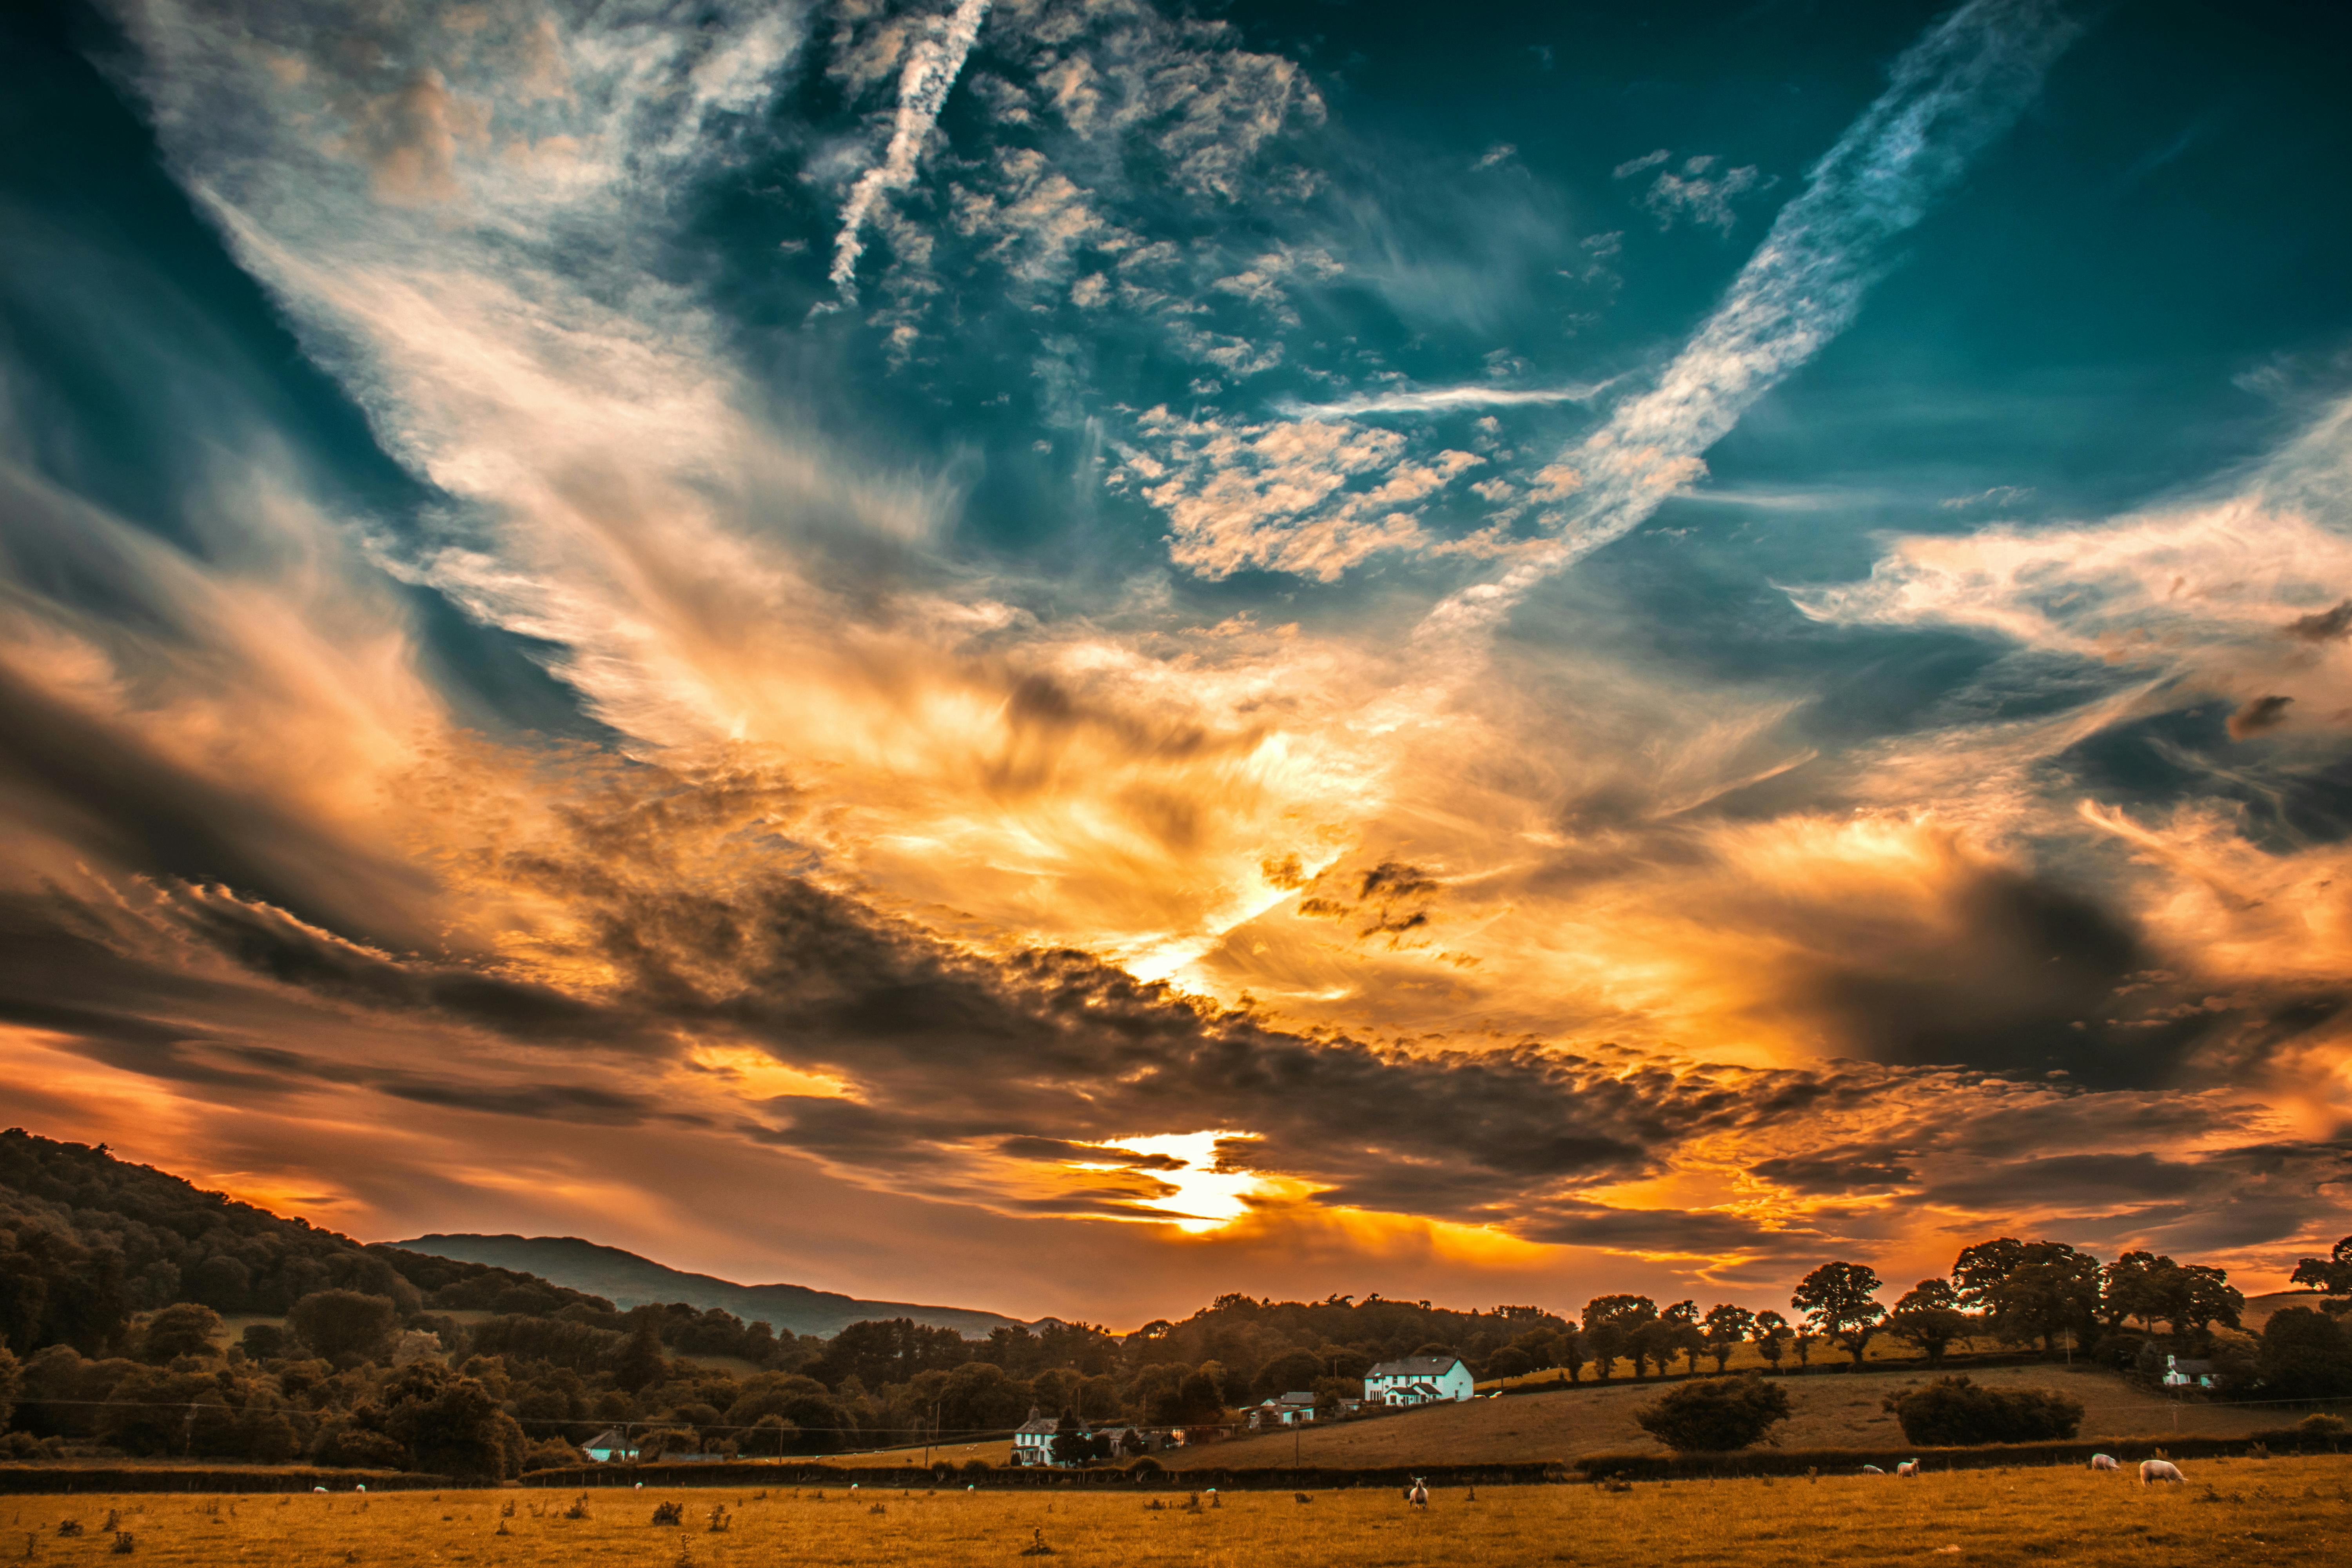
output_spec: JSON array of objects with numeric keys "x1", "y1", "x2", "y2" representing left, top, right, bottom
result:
[{"x1": 2, "y1": 0, "x2": 2348, "y2": 1328}]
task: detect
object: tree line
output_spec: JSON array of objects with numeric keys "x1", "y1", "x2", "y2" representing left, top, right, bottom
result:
[{"x1": 3, "y1": 1129, "x2": 2348, "y2": 1481}]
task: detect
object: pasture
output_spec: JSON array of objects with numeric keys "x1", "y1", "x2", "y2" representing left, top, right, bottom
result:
[
  {"x1": 1178, "y1": 1361, "x2": 2278, "y2": 1470},
  {"x1": 5, "y1": 1456, "x2": 2347, "y2": 1568}
]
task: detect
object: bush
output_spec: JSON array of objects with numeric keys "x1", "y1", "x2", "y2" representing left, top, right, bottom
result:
[
  {"x1": 2293, "y1": 1412, "x2": 2346, "y2": 1447},
  {"x1": 2256, "y1": 1308, "x2": 2352, "y2": 1400},
  {"x1": 960, "y1": 1459, "x2": 994, "y2": 1473},
  {"x1": 1882, "y1": 1376, "x2": 2082, "y2": 1445},
  {"x1": 1633, "y1": 1375, "x2": 1792, "y2": 1452},
  {"x1": 1128, "y1": 1456, "x2": 1164, "y2": 1477}
]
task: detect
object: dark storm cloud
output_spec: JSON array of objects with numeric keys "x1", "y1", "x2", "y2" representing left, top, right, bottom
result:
[
  {"x1": 1922, "y1": 1151, "x2": 2212, "y2": 1208},
  {"x1": 1748, "y1": 1149, "x2": 1916, "y2": 1194},
  {"x1": 2227, "y1": 694, "x2": 2294, "y2": 740},
  {"x1": 2283, "y1": 599, "x2": 2352, "y2": 642},
  {"x1": 1774, "y1": 862, "x2": 2259, "y2": 1088}
]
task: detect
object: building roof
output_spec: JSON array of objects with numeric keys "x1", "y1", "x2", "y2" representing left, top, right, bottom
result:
[
  {"x1": 1367, "y1": 1356, "x2": 1465, "y2": 1378},
  {"x1": 1269, "y1": 1391, "x2": 1318, "y2": 1406},
  {"x1": 1014, "y1": 1416, "x2": 1060, "y2": 1435},
  {"x1": 582, "y1": 1427, "x2": 637, "y2": 1450}
]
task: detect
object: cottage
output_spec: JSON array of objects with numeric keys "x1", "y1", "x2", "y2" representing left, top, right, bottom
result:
[
  {"x1": 1011, "y1": 1409, "x2": 1060, "y2": 1466},
  {"x1": 581, "y1": 1427, "x2": 641, "y2": 1463},
  {"x1": 1247, "y1": 1391, "x2": 1320, "y2": 1429},
  {"x1": 2161, "y1": 1354, "x2": 2216, "y2": 1389},
  {"x1": 1363, "y1": 1356, "x2": 1475, "y2": 1406}
]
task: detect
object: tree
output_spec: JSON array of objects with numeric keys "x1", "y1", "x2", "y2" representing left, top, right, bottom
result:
[
  {"x1": 2256, "y1": 1308, "x2": 2352, "y2": 1401},
  {"x1": 1887, "y1": 1280, "x2": 1969, "y2": 1368},
  {"x1": 0, "y1": 1344, "x2": 18, "y2": 1430},
  {"x1": 380, "y1": 1363, "x2": 523, "y2": 1480},
  {"x1": 288, "y1": 1290, "x2": 400, "y2": 1365},
  {"x1": 1582, "y1": 1296, "x2": 1657, "y2": 1382},
  {"x1": 2290, "y1": 1236, "x2": 2352, "y2": 1297},
  {"x1": 1663, "y1": 1301, "x2": 1706, "y2": 1374},
  {"x1": 1951, "y1": 1239, "x2": 2100, "y2": 1354},
  {"x1": 1250, "y1": 1349, "x2": 1329, "y2": 1403},
  {"x1": 1483, "y1": 1345, "x2": 1535, "y2": 1381},
  {"x1": 2167, "y1": 1265, "x2": 2243, "y2": 1340},
  {"x1": 138, "y1": 1303, "x2": 223, "y2": 1364},
  {"x1": 1634, "y1": 1375, "x2": 1791, "y2": 1452},
  {"x1": 2098, "y1": 1252, "x2": 2179, "y2": 1332},
  {"x1": 1882, "y1": 1376, "x2": 2082, "y2": 1445},
  {"x1": 1792, "y1": 1262, "x2": 1887, "y2": 1367},
  {"x1": 1702, "y1": 1305, "x2": 1756, "y2": 1372},
  {"x1": 1751, "y1": 1311, "x2": 1789, "y2": 1373},
  {"x1": 607, "y1": 1319, "x2": 669, "y2": 1394}
]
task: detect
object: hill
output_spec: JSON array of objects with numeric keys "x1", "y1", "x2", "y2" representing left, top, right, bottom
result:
[
  {"x1": 0, "y1": 1127, "x2": 610, "y2": 1356},
  {"x1": 390, "y1": 1232, "x2": 1025, "y2": 1339},
  {"x1": 1165, "y1": 1362, "x2": 2277, "y2": 1470}
]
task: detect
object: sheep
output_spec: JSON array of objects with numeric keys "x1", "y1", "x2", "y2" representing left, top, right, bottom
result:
[
  {"x1": 1406, "y1": 1479, "x2": 1429, "y2": 1508},
  {"x1": 1895, "y1": 1461, "x2": 1919, "y2": 1477},
  {"x1": 1859, "y1": 1465, "x2": 1884, "y2": 1474},
  {"x1": 2139, "y1": 1459, "x2": 2185, "y2": 1486},
  {"x1": 2089, "y1": 1454, "x2": 2120, "y2": 1472}
]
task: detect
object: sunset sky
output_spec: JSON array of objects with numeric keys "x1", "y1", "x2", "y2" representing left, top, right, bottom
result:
[{"x1": 3, "y1": 0, "x2": 2348, "y2": 1328}]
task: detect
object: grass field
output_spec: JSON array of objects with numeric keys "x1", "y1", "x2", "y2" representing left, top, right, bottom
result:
[
  {"x1": 818, "y1": 1440, "x2": 1011, "y2": 1469},
  {"x1": 1174, "y1": 1362, "x2": 2283, "y2": 1470},
  {"x1": 5, "y1": 1456, "x2": 2347, "y2": 1566}
]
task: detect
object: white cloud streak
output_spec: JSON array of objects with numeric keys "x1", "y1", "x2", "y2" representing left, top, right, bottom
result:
[
  {"x1": 1416, "y1": 0, "x2": 2080, "y2": 652},
  {"x1": 1278, "y1": 381, "x2": 1619, "y2": 419},
  {"x1": 826, "y1": 0, "x2": 993, "y2": 306}
]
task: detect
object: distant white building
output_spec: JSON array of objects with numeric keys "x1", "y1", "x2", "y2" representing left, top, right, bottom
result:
[
  {"x1": 581, "y1": 1427, "x2": 641, "y2": 1463},
  {"x1": 2161, "y1": 1354, "x2": 2216, "y2": 1389},
  {"x1": 1011, "y1": 1409, "x2": 1060, "y2": 1466},
  {"x1": 1363, "y1": 1356, "x2": 1475, "y2": 1406},
  {"x1": 1247, "y1": 1392, "x2": 1319, "y2": 1429}
]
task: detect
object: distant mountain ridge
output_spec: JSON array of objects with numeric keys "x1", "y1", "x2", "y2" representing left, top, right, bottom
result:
[{"x1": 391, "y1": 1232, "x2": 1026, "y2": 1339}]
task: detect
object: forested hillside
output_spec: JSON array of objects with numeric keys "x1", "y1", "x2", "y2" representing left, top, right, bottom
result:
[{"x1": 393, "y1": 1232, "x2": 1022, "y2": 1337}]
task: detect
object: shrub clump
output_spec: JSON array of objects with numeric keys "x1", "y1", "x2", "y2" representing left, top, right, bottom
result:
[
  {"x1": 1881, "y1": 1376, "x2": 2082, "y2": 1445},
  {"x1": 1633, "y1": 1374, "x2": 1793, "y2": 1452}
]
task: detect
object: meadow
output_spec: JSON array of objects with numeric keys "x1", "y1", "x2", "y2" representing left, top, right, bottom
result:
[
  {"x1": 1169, "y1": 1361, "x2": 2273, "y2": 1470},
  {"x1": 5, "y1": 1456, "x2": 2348, "y2": 1568}
]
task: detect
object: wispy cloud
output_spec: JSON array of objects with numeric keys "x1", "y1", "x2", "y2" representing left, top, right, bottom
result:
[
  {"x1": 825, "y1": 0, "x2": 993, "y2": 306},
  {"x1": 1278, "y1": 380, "x2": 1619, "y2": 419},
  {"x1": 1418, "y1": 0, "x2": 2082, "y2": 649}
]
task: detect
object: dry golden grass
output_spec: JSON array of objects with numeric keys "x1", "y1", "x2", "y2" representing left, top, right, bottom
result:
[
  {"x1": 5, "y1": 1456, "x2": 2348, "y2": 1566},
  {"x1": 1177, "y1": 1362, "x2": 2276, "y2": 1470},
  {"x1": 818, "y1": 1440, "x2": 1011, "y2": 1469}
]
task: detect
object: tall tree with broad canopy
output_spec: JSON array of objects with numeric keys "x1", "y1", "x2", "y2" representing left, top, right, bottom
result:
[
  {"x1": 1702, "y1": 1304, "x2": 1757, "y2": 1372},
  {"x1": 1887, "y1": 1279, "x2": 1970, "y2": 1367},
  {"x1": 1792, "y1": 1261, "x2": 1887, "y2": 1367}
]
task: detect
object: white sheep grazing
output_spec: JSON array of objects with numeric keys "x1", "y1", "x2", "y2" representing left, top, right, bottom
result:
[
  {"x1": 2090, "y1": 1454, "x2": 2120, "y2": 1472},
  {"x1": 1407, "y1": 1479, "x2": 1430, "y2": 1508},
  {"x1": 1859, "y1": 1465, "x2": 1884, "y2": 1474},
  {"x1": 1895, "y1": 1460, "x2": 1919, "y2": 1477},
  {"x1": 2139, "y1": 1459, "x2": 2185, "y2": 1486}
]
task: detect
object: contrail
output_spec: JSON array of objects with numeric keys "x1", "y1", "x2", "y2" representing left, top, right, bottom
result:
[
  {"x1": 1416, "y1": 0, "x2": 2080, "y2": 650},
  {"x1": 1277, "y1": 380, "x2": 1621, "y2": 419},
  {"x1": 826, "y1": 0, "x2": 992, "y2": 306}
]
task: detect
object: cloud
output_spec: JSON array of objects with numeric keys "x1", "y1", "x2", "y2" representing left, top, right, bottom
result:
[
  {"x1": 1612, "y1": 149, "x2": 1670, "y2": 180},
  {"x1": 2228, "y1": 694, "x2": 2294, "y2": 740},
  {"x1": 825, "y1": 0, "x2": 993, "y2": 305},
  {"x1": 1277, "y1": 381, "x2": 1618, "y2": 419},
  {"x1": 1417, "y1": 0, "x2": 2081, "y2": 648},
  {"x1": 2285, "y1": 599, "x2": 2352, "y2": 643},
  {"x1": 1637, "y1": 154, "x2": 1766, "y2": 233}
]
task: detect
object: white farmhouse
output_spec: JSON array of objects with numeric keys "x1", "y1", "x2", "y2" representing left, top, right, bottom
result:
[
  {"x1": 1363, "y1": 1355, "x2": 1475, "y2": 1406},
  {"x1": 1011, "y1": 1408, "x2": 1060, "y2": 1466}
]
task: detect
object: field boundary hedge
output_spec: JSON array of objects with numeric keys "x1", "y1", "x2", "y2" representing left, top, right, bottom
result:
[
  {"x1": 521, "y1": 1461, "x2": 1568, "y2": 1491},
  {"x1": 1572, "y1": 1434, "x2": 2316, "y2": 1480},
  {"x1": 0, "y1": 1466, "x2": 447, "y2": 1494}
]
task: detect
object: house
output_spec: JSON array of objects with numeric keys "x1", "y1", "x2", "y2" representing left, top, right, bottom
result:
[
  {"x1": 1011, "y1": 1408, "x2": 1060, "y2": 1466},
  {"x1": 1363, "y1": 1356, "x2": 1475, "y2": 1406},
  {"x1": 2161, "y1": 1354, "x2": 2216, "y2": 1389},
  {"x1": 581, "y1": 1427, "x2": 641, "y2": 1463},
  {"x1": 1247, "y1": 1392, "x2": 1320, "y2": 1429}
]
